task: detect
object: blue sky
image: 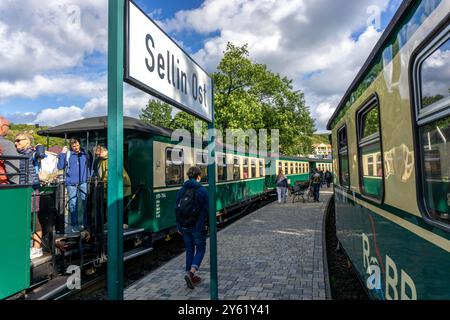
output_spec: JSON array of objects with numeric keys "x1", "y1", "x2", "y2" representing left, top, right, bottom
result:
[{"x1": 0, "y1": 0, "x2": 404, "y2": 131}]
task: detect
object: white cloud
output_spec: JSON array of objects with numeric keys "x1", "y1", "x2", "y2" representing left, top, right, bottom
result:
[
  {"x1": 5, "y1": 83, "x2": 152, "y2": 126},
  {"x1": 0, "y1": 75, "x2": 106, "y2": 100},
  {"x1": 162, "y1": 0, "x2": 391, "y2": 130},
  {"x1": 1, "y1": 0, "x2": 402, "y2": 132},
  {"x1": 0, "y1": 0, "x2": 107, "y2": 81},
  {"x1": 34, "y1": 106, "x2": 84, "y2": 126}
]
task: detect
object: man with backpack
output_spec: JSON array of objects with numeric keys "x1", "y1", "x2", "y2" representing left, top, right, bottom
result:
[
  {"x1": 175, "y1": 166, "x2": 209, "y2": 289},
  {"x1": 311, "y1": 168, "x2": 322, "y2": 202}
]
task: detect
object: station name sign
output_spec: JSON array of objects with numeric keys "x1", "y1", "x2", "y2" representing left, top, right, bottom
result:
[{"x1": 124, "y1": 0, "x2": 213, "y2": 122}]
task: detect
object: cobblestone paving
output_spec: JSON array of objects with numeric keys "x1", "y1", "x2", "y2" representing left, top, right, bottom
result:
[{"x1": 125, "y1": 189, "x2": 332, "y2": 300}]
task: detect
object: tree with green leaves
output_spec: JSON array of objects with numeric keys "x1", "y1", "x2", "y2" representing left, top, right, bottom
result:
[
  {"x1": 5, "y1": 124, "x2": 64, "y2": 148},
  {"x1": 139, "y1": 42, "x2": 315, "y2": 155},
  {"x1": 139, "y1": 100, "x2": 173, "y2": 129},
  {"x1": 213, "y1": 42, "x2": 315, "y2": 155}
]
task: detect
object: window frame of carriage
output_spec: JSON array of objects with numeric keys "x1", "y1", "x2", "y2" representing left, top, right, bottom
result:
[
  {"x1": 217, "y1": 154, "x2": 228, "y2": 182},
  {"x1": 355, "y1": 94, "x2": 385, "y2": 204},
  {"x1": 259, "y1": 159, "x2": 265, "y2": 177},
  {"x1": 337, "y1": 124, "x2": 350, "y2": 190},
  {"x1": 195, "y1": 151, "x2": 208, "y2": 184},
  {"x1": 411, "y1": 20, "x2": 450, "y2": 230},
  {"x1": 233, "y1": 156, "x2": 241, "y2": 181},
  {"x1": 165, "y1": 147, "x2": 184, "y2": 186}
]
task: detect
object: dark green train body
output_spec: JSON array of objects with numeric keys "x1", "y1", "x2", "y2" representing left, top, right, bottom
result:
[{"x1": 328, "y1": 0, "x2": 450, "y2": 300}]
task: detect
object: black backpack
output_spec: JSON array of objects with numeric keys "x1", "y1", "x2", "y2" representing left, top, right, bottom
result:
[{"x1": 176, "y1": 186, "x2": 202, "y2": 227}]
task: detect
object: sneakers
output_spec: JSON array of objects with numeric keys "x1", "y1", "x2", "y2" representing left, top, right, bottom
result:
[
  {"x1": 184, "y1": 271, "x2": 202, "y2": 289},
  {"x1": 192, "y1": 274, "x2": 201, "y2": 285},
  {"x1": 30, "y1": 247, "x2": 43, "y2": 260},
  {"x1": 184, "y1": 272, "x2": 195, "y2": 289},
  {"x1": 71, "y1": 225, "x2": 81, "y2": 233}
]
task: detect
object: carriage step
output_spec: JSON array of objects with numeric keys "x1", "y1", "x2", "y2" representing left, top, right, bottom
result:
[
  {"x1": 124, "y1": 247, "x2": 153, "y2": 262},
  {"x1": 123, "y1": 228, "x2": 145, "y2": 238},
  {"x1": 30, "y1": 254, "x2": 52, "y2": 269},
  {"x1": 25, "y1": 275, "x2": 70, "y2": 300},
  {"x1": 104, "y1": 227, "x2": 145, "y2": 238}
]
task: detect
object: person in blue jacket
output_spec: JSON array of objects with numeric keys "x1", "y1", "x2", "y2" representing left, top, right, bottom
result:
[
  {"x1": 175, "y1": 166, "x2": 209, "y2": 289},
  {"x1": 57, "y1": 137, "x2": 93, "y2": 233}
]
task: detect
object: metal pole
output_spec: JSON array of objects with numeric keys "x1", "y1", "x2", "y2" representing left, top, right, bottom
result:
[
  {"x1": 107, "y1": 0, "x2": 124, "y2": 300},
  {"x1": 208, "y1": 83, "x2": 218, "y2": 300}
]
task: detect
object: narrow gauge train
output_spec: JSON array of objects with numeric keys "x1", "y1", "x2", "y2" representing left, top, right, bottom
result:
[
  {"x1": 327, "y1": 0, "x2": 450, "y2": 299},
  {"x1": 0, "y1": 116, "x2": 331, "y2": 299}
]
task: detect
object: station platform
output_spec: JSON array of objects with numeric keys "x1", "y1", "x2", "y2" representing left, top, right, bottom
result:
[{"x1": 124, "y1": 188, "x2": 333, "y2": 300}]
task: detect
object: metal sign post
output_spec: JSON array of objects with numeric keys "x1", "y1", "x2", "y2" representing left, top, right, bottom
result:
[
  {"x1": 107, "y1": 0, "x2": 218, "y2": 300},
  {"x1": 107, "y1": 0, "x2": 124, "y2": 300},
  {"x1": 207, "y1": 95, "x2": 218, "y2": 300}
]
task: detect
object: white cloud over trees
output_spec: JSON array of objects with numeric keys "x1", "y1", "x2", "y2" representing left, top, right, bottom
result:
[{"x1": 1, "y1": 0, "x2": 399, "y2": 131}]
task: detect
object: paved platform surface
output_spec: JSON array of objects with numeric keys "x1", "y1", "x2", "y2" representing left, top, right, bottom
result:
[{"x1": 125, "y1": 188, "x2": 332, "y2": 300}]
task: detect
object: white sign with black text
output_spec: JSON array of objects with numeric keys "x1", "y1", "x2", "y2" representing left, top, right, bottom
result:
[{"x1": 125, "y1": 0, "x2": 213, "y2": 122}]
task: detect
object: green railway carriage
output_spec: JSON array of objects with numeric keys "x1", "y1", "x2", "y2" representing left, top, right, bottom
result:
[
  {"x1": 1, "y1": 118, "x2": 331, "y2": 299},
  {"x1": 0, "y1": 172, "x2": 31, "y2": 300},
  {"x1": 272, "y1": 156, "x2": 312, "y2": 187},
  {"x1": 39, "y1": 117, "x2": 319, "y2": 232},
  {"x1": 327, "y1": 0, "x2": 450, "y2": 299}
]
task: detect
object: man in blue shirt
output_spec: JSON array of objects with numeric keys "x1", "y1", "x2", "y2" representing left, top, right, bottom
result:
[
  {"x1": 175, "y1": 166, "x2": 209, "y2": 289},
  {"x1": 58, "y1": 138, "x2": 93, "y2": 232}
]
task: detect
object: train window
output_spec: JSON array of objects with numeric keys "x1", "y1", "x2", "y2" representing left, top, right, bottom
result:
[
  {"x1": 418, "y1": 37, "x2": 450, "y2": 111},
  {"x1": 165, "y1": 148, "x2": 183, "y2": 186},
  {"x1": 290, "y1": 163, "x2": 294, "y2": 175},
  {"x1": 217, "y1": 155, "x2": 227, "y2": 182},
  {"x1": 337, "y1": 125, "x2": 350, "y2": 189},
  {"x1": 278, "y1": 161, "x2": 283, "y2": 174},
  {"x1": 284, "y1": 162, "x2": 289, "y2": 175},
  {"x1": 243, "y1": 158, "x2": 249, "y2": 179},
  {"x1": 233, "y1": 157, "x2": 240, "y2": 181},
  {"x1": 259, "y1": 159, "x2": 265, "y2": 177},
  {"x1": 251, "y1": 158, "x2": 257, "y2": 178},
  {"x1": 361, "y1": 107, "x2": 379, "y2": 139},
  {"x1": 195, "y1": 152, "x2": 208, "y2": 183},
  {"x1": 414, "y1": 25, "x2": 450, "y2": 226},
  {"x1": 419, "y1": 117, "x2": 450, "y2": 224},
  {"x1": 357, "y1": 96, "x2": 384, "y2": 200}
]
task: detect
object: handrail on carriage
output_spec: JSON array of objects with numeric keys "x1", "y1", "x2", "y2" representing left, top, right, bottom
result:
[{"x1": 0, "y1": 155, "x2": 31, "y2": 186}]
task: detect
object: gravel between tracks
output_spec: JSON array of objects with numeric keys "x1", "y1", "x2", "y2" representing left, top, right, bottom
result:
[{"x1": 325, "y1": 200, "x2": 369, "y2": 300}]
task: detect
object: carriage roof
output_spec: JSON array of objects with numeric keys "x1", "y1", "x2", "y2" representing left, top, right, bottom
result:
[{"x1": 37, "y1": 116, "x2": 173, "y2": 138}]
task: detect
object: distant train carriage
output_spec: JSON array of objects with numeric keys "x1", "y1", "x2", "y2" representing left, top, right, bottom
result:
[{"x1": 327, "y1": 1, "x2": 450, "y2": 299}]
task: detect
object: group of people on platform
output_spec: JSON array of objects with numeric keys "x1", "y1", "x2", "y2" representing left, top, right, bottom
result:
[
  {"x1": 275, "y1": 167, "x2": 332, "y2": 203},
  {"x1": 0, "y1": 116, "x2": 131, "y2": 260}
]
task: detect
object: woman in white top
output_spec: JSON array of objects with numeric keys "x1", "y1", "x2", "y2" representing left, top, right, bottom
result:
[{"x1": 276, "y1": 169, "x2": 288, "y2": 203}]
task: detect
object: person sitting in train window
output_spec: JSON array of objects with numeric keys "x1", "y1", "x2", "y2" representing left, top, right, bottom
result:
[
  {"x1": 276, "y1": 169, "x2": 288, "y2": 203},
  {"x1": 0, "y1": 116, "x2": 20, "y2": 184},
  {"x1": 57, "y1": 137, "x2": 93, "y2": 233},
  {"x1": 14, "y1": 132, "x2": 46, "y2": 259},
  {"x1": 93, "y1": 145, "x2": 132, "y2": 228}
]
